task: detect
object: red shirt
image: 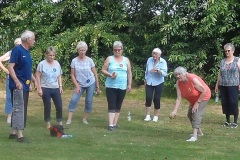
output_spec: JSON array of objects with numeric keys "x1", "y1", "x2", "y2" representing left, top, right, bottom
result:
[{"x1": 178, "y1": 73, "x2": 211, "y2": 106}]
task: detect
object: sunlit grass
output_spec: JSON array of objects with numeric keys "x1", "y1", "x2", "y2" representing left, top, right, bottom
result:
[{"x1": 0, "y1": 85, "x2": 239, "y2": 160}]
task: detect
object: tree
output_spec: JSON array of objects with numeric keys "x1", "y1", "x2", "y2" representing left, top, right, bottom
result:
[{"x1": 1, "y1": 0, "x2": 240, "y2": 88}]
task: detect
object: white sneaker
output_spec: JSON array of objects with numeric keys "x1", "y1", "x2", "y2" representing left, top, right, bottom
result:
[
  {"x1": 144, "y1": 115, "x2": 151, "y2": 121},
  {"x1": 152, "y1": 116, "x2": 158, "y2": 122},
  {"x1": 66, "y1": 119, "x2": 71, "y2": 125},
  {"x1": 186, "y1": 137, "x2": 197, "y2": 142},
  {"x1": 7, "y1": 117, "x2": 11, "y2": 124},
  {"x1": 82, "y1": 119, "x2": 89, "y2": 124}
]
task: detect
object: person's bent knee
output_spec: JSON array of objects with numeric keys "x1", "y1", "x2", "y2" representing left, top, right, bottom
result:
[{"x1": 108, "y1": 110, "x2": 116, "y2": 113}]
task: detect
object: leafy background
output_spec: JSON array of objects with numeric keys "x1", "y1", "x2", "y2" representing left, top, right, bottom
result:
[{"x1": 1, "y1": 0, "x2": 240, "y2": 89}]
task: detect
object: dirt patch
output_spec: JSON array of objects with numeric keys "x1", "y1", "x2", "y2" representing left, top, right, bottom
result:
[{"x1": 0, "y1": 90, "x2": 6, "y2": 99}]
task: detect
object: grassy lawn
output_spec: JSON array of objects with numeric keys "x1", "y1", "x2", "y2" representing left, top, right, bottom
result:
[{"x1": 0, "y1": 85, "x2": 239, "y2": 160}]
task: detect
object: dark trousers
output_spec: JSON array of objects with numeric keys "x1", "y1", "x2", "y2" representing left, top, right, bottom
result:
[
  {"x1": 220, "y1": 85, "x2": 239, "y2": 116},
  {"x1": 42, "y1": 88, "x2": 63, "y2": 122},
  {"x1": 106, "y1": 88, "x2": 126, "y2": 113},
  {"x1": 145, "y1": 83, "x2": 164, "y2": 109},
  {"x1": 11, "y1": 89, "x2": 29, "y2": 128}
]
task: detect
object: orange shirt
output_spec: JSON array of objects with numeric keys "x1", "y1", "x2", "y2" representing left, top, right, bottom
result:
[{"x1": 178, "y1": 73, "x2": 211, "y2": 106}]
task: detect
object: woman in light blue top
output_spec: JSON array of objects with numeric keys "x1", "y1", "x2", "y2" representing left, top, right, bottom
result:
[
  {"x1": 0, "y1": 38, "x2": 21, "y2": 124},
  {"x1": 36, "y1": 46, "x2": 63, "y2": 129},
  {"x1": 102, "y1": 41, "x2": 132, "y2": 131},
  {"x1": 66, "y1": 41, "x2": 100, "y2": 125},
  {"x1": 144, "y1": 48, "x2": 168, "y2": 122}
]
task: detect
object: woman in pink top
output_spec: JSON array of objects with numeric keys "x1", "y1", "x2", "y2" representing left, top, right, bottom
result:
[{"x1": 170, "y1": 66, "x2": 211, "y2": 142}]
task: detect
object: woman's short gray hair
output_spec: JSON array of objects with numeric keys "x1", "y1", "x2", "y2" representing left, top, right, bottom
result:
[
  {"x1": 21, "y1": 30, "x2": 34, "y2": 42},
  {"x1": 152, "y1": 48, "x2": 162, "y2": 55},
  {"x1": 174, "y1": 66, "x2": 188, "y2": 75},
  {"x1": 113, "y1": 41, "x2": 123, "y2": 49},
  {"x1": 14, "y1": 38, "x2": 21, "y2": 45},
  {"x1": 46, "y1": 46, "x2": 56, "y2": 55},
  {"x1": 224, "y1": 43, "x2": 235, "y2": 52},
  {"x1": 76, "y1": 41, "x2": 88, "y2": 51}
]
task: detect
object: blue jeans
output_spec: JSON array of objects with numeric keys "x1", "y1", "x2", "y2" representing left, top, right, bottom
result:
[
  {"x1": 68, "y1": 82, "x2": 95, "y2": 113},
  {"x1": 42, "y1": 88, "x2": 63, "y2": 122},
  {"x1": 5, "y1": 75, "x2": 12, "y2": 114}
]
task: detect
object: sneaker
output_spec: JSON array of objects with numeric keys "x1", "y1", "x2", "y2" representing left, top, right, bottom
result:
[
  {"x1": 66, "y1": 119, "x2": 71, "y2": 125},
  {"x1": 7, "y1": 117, "x2": 11, "y2": 124},
  {"x1": 9, "y1": 134, "x2": 17, "y2": 139},
  {"x1": 231, "y1": 123, "x2": 238, "y2": 128},
  {"x1": 82, "y1": 119, "x2": 89, "y2": 125},
  {"x1": 223, "y1": 122, "x2": 231, "y2": 127},
  {"x1": 17, "y1": 137, "x2": 30, "y2": 143},
  {"x1": 144, "y1": 115, "x2": 151, "y2": 121},
  {"x1": 108, "y1": 126, "x2": 114, "y2": 131},
  {"x1": 113, "y1": 125, "x2": 119, "y2": 129},
  {"x1": 190, "y1": 133, "x2": 204, "y2": 137},
  {"x1": 152, "y1": 116, "x2": 158, "y2": 122},
  {"x1": 186, "y1": 137, "x2": 197, "y2": 142}
]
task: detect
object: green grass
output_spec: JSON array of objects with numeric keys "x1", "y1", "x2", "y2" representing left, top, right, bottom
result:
[{"x1": 0, "y1": 86, "x2": 239, "y2": 160}]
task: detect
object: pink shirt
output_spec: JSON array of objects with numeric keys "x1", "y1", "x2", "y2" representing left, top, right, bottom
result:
[{"x1": 178, "y1": 73, "x2": 211, "y2": 106}]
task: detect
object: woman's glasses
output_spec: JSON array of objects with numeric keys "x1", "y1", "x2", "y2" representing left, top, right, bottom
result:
[{"x1": 113, "y1": 49, "x2": 122, "y2": 52}]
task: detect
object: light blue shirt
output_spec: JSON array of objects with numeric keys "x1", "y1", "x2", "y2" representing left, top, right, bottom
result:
[
  {"x1": 145, "y1": 57, "x2": 168, "y2": 86},
  {"x1": 71, "y1": 56, "x2": 95, "y2": 87},
  {"x1": 37, "y1": 60, "x2": 62, "y2": 88},
  {"x1": 105, "y1": 56, "x2": 128, "y2": 90}
]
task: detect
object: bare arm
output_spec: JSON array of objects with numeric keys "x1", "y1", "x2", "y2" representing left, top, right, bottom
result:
[
  {"x1": 70, "y1": 68, "x2": 80, "y2": 94},
  {"x1": 215, "y1": 72, "x2": 221, "y2": 93},
  {"x1": 35, "y1": 71, "x2": 42, "y2": 96},
  {"x1": 126, "y1": 58, "x2": 132, "y2": 91},
  {"x1": 58, "y1": 75, "x2": 63, "y2": 94},
  {"x1": 193, "y1": 78, "x2": 207, "y2": 102},
  {"x1": 191, "y1": 77, "x2": 207, "y2": 113},
  {"x1": 237, "y1": 58, "x2": 240, "y2": 91},
  {"x1": 8, "y1": 63, "x2": 22, "y2": 89},
  {"x1": 101, "y1": 56, "x2": 112, "y2": 77},
  {"x1": 91, "y1": 67, "x2": 100, "y2": 94},
  {"x1": 172, "y1": 82, "x2": 182, "y2": 115},
  {"x1": 0, "y1": 51, "x2": 11, "y2": 74}
]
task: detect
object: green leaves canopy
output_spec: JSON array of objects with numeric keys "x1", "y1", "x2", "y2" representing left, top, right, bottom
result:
[{"x1": 1, "y1": 0, "x2": 240, "y2": 88}]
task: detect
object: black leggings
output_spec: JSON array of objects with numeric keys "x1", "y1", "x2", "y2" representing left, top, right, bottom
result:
[{"x1": 145, "y1": 83, "x2": 164, "y2": 109}]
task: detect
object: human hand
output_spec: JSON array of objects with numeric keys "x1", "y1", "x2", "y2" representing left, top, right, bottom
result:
[
  {"x1": 127, "y1": 85, "x2": 131, "y2": 92},
  {"x1": 192, "y1": 104, "x2": 199, "y2": 113},
  {"x1": 96, "y1": 88, "x2": 101, "y2": 95},
  {"x1": 16, "y1": 81, "x2": 23, "y2": 90},
  {"x1": 37, "y1": 87, "x2": 43, "y2": 97},
  {"x1": 169, "y1": 111, "x2": 177, "y2": 119},
  {"x1": 111, "y1": 72, "x2": 118, "y2": 79},
  {"x1": 60, "y1": 87, "x2": 63, "y2": 94},
  {"x1": 74, "y1": 87, "x2": 81, "y2": 94},
  {"x1": 150, "y1": 68, "x2": 157, "y2": 73}
]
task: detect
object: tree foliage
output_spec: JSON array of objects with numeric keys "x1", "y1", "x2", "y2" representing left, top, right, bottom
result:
[{"x1": 0, "y1": 0, "x2": 240, "y2": 88}]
